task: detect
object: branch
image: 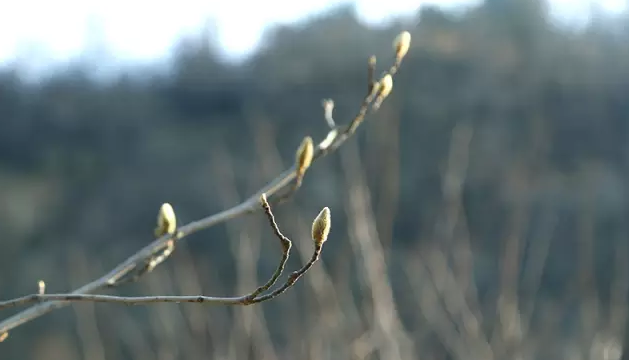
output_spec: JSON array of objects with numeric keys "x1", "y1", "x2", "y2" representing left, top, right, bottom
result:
[
  {"x1": 0, "y1": 194, "x2": 326, "y2": 309},
  {"x1": 0, "y1": 30, "x2": 412, "y2": 338}
]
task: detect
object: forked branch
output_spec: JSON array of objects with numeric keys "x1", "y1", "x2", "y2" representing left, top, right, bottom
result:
[{"x1": 0, "y1": 194, "x2": 329, "y2": 309}]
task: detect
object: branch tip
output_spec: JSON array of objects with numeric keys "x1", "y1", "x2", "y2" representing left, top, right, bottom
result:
[
  {"x1": 295, "y1": 136, "x2": 314, "y2": 179},
  {"x1": 155, "y1": 203, "x2": 177, "y2": 237},
  {"x1": 322, "y1": 99, "x2": 336, "y2": 128},
  {"x1": 312, "y1": 207, "x2": 331, "y2": 246},
  {"x1": 373, "y1": 74, "x2": 394, "y2": 110},
  {"x1": 393, "y1": 31, "x2": 411, "y2": 62},
  {"x1": 368, "y1": 56, "x2": 377, "y2": 94}
]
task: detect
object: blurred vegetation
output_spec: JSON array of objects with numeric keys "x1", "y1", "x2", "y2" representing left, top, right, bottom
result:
[{"x1": 1, "y1": 0, "x2": 629, "y2": 359}]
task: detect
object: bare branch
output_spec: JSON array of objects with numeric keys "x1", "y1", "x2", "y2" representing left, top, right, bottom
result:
[
  {"x1": 0, "y1": 194, "x2": 322, "y2": 310},
  {"x1": 0, "y1": 31, "x2": 411, "y2": 337}
]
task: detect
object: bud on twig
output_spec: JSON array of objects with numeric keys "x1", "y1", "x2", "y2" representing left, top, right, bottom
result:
[
  {"x1": 393, "y1": 31, "x2": 411, "y2": 61},
  {"x1": 38, "y1": 280, "x2": 46, "y2": 295},
  {"x1": 379, "y1": 74, "x2": 393, "y2": 98},
  {"x1": 373, "y1": 74, "x2": 394, "y2": 110},
  {"x1": 155, "y1": 203, "x2": 177, "y2": 237},
  {"x1": 311, "y1": 207, "x2": 331, "y2": 246},
  {"x1": 296, "y1": 136, "x2": 314, "y2": 177}
]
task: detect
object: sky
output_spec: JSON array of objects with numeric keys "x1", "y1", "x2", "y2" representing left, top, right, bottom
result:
[{"x1": 0, "y1": 0, "x2": 627, "y2": 77}]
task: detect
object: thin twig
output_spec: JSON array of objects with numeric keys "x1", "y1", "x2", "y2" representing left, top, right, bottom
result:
[
  {"x1": 245, "y1": 195, "x2": 292, "y2": 301},
  {"x1": 250, "y1": 244, "x2": 323, "y2": 304},
  {"x1": 0, "y1": 36, "x2": 410, "y2": 337},
  {"x1": 0, "y1": 293, "x2": 254, "y2": 308}
]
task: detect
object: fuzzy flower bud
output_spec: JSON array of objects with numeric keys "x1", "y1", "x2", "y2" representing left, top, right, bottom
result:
[
  {"x1": 379, "y1": 74, "x2": 393, "y2": 99},
  {"x1": 393, "y1": 31, "x2": 411, "y2": 61},
  {"x1": 296, "y1": 136, "x2": 314, "y2": 176},
  {"x1": 372, "y1": 74, "x2": 394, "y2": 110},
  {"x1": 311, "y1": 207, "x2": 331, "y2": 246},
  {"x1": 155, "y1": 202, "x2": 177, "y2": 237}
]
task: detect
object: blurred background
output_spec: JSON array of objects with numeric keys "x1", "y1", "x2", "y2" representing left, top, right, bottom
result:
[{"x1": 1, "y1": 0, "x2": 629, "y2": 359}]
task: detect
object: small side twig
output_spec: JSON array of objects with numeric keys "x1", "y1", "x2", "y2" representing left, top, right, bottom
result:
[
  {"x1": 244, "y1": 194, "x2": 293, "y2": 301},
  {"x1": 250, "y1": 244, "x2": 322, "y2": 304},
  {"x1": 252, "y1": 206, "x2": 330, "y2": 304}
]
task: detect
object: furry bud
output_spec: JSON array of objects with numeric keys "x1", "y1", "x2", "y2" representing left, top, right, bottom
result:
[
  {"x1": 155, "y1": 203, "x2": 177, "y2": 237},
  {"x1": 296, "y1": 136, "x2": 314, "y2": 176},
  {"x1": 379, "y1": 74, "x2": 393, "y2": 99},
  {"x1": 373, "y1": 74, "x2": 394, "y2": 110},
  {"x1": 393, "y1": 31, "x2": 411, "y2": 60},
  {"x1": 311, "y1": 207, "x2": 331, "y2": 246}
]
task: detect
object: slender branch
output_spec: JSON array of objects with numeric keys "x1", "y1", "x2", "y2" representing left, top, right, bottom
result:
[
  {"x1": 0, "y1": 194, "x2": 308, "y2": 310},
  {"x1": 0, "y1": 293, "x2": 250, "y2": 308},
  {"x1": 245, "y1": 194, "x2": 292, "y2": 301},
  {"x1": 0, "y1": 33, "x2": 410, "y2": 337}
]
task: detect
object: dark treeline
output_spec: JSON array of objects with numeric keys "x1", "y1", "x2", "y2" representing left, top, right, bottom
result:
[{"x1": 1, "y1": 0, "x2": 629, "y2": 359}]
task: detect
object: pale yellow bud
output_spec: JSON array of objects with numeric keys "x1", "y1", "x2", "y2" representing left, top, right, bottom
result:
[
  {"x1": 296, "y1": 136, "x2": 314, "y2": 175},
  {"x1": 373, "y1": 74, "x2": 394, "y2": 110},
  {"x1": 311, "y1": 207, "x2": 331, "y2": 246},
  {"x1": 155, "y1": 202, "x2": 177, "y2": 237},
  {"x1": 393, "y1": 31, "x2": 411, "y2": 60},
  {"x1": 38, "y1": 280, "x2": 46, "y2": 295},
  {"x1": 379, "y1": 74, "x2": 393, "y2": 99}
]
